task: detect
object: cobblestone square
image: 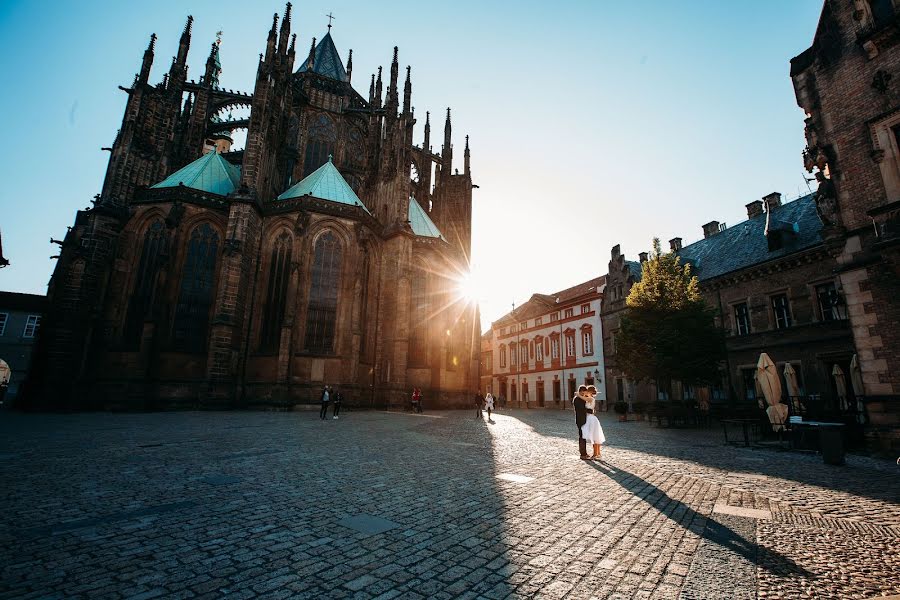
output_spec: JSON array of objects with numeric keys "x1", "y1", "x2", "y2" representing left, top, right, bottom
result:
[{"x1": 1, "y1": 409, "x2": 898, "y2": 599}]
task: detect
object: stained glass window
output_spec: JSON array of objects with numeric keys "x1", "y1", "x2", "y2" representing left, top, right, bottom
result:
[
  {"x1": 123, "y1": 220, "x2": 167, "y2": 348},
  {"x1": 303, "y1": 114, "x2": 337, "y2": 177},
  {"x1": 305, "y1": 232, "x2": 342, "y2": 353},
  {"x1": 172, "y1": 223, "x2": 219, "y2": 352},
  {"x1": 409, "y1": 268, "x2": 428, "y2": 365},
  {"x1": 260, "y1": 232, "x2": 292, "y2": 352}
]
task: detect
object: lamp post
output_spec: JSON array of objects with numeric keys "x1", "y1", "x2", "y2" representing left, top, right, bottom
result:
[
  {"x1": 593, "y1": 368, "x2": 604, "y2": 412},
  {"x1": 559, "y1": 310, "x2": 566, "y2": 409}
]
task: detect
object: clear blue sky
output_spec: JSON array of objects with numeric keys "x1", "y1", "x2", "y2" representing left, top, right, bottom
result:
[{"x1": 0, "y1": 1, "x2": 823, "y2": 331}]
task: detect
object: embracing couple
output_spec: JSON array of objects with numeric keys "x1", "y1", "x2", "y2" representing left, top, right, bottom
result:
[{"x1": 574, "y1": 384, "x2": 605, "y2": 460}]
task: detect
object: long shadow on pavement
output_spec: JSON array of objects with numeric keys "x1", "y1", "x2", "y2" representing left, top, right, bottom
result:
[
  {"x1": 586, "y1": 459, "x2": 813, "y2": 579},
  {"x1": 511, "y1": 409, "x2": 900, "y2": 510}
]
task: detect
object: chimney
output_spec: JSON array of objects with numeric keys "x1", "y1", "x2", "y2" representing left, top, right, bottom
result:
[
  {"x1": 669, "y1": 237, "x2": 682, "y2": 252},
  {"x1": 638, "y1": 252, "x2": 648, "y2": 263},
  {"x1": 702, "y1": 221, "x2": 720, "y2": 239},
  {"x1": 746, "y1": 200, "x2": 764, "y2": 219},
  {"x1": 763, "y1": 192, "x2": 782, "y2": 212}
]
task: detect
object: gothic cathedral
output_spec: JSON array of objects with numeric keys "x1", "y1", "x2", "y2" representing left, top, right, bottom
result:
[{"x1": 25, "y1": 5, "x2": 478, "y2": 409}]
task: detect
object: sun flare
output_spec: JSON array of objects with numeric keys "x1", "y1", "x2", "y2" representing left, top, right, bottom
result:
[{"x1": 454, "y1": 270, "x2": 480, "y2": 304}]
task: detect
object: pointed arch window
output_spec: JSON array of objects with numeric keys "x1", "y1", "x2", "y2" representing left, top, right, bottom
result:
[
  {"x1": 172, "y1": 223, "x2": 219, "y2": 352},
  {"x1": 260, "y1": 232, "x2": 292, "y2": 352},
  {"x1": 305, "y1": 231, "x2": 342, "y2": 354},
  {"x1": 410, "y1": 267, "x2": 429, "y2": 365},
  {"x1": 359, "y1": 249, "x2": 372, "y2": 359},
  {"x1": 303, "y1": 114, "x2": 337, "y2": 177},
  {"x1": 123, "y1": 220, "x2": 167, "y2": 348}
]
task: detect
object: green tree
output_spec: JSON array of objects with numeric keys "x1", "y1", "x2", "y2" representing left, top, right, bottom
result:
[{"x1": 616, "y1": 239, "x2": 725, "y2": 393}]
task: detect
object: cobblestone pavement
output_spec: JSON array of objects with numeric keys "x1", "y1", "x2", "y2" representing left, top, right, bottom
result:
[{"x1": 1, "y1": 408, "x2": 898, "y2": 599}]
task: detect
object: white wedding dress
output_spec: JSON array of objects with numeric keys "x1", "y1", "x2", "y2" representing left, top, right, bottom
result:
[{"x1": 581, "y1": 398, "x2": 606, "y2": 445}]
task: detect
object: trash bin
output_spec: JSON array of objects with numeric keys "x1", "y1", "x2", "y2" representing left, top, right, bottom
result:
[{"x1": 818, "y1": 423, "x2": 845, "y2": 465}]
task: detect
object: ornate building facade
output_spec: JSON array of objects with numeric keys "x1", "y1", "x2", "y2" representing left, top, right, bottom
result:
[
  {"x1": 790, "y1": 0, "x2": 900, "y2": 451},
  {"x1": 487, "y1": 277, "x2": 606, "y2": 408},
  {"x1": 25, "y1": 6, "x2": 478, "y2": 410}
]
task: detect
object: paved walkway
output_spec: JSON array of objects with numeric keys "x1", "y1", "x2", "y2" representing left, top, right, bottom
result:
[{"x1": 0, "y1": 409, "x2": 898, "y2": 599}]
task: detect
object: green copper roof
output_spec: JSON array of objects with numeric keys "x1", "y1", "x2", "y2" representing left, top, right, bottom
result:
[
  {"x1": 151, "y1": 150, "x2": 240, "y2": 196},
  {"x1": 277, "y1": 156, "x2": 371, "y2": 213},
  {"x1": 408, "y1": 196, "x2": 446, "y2": 241},
  {"x1": 296, "y1": 32, "x2": 347, "y2": 81}
]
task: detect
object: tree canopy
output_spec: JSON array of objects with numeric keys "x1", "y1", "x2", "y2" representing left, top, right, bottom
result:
[{"x1": 617, "y1": 239, "x2": 725, "y2": 389}]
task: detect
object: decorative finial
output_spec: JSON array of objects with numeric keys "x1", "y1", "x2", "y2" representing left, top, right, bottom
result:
[
  {"x1": 328, "y1": 154, "x2": 333, "y2": 162},
  {"x1": 215, "y1": 30, "x2": 222, "y2": 46},
  {"x1": 149, "y1": 33, "x2": 157, "y2": 51},
  {"x1": 326, "y1": 12, "x2": 335, "y2": 31},
  {"x1": 184, "y1": 15, "x2": 194, "y2": 35},
  {"x1": 393, "y1": 46, "x2": 398, "y2": 63}
]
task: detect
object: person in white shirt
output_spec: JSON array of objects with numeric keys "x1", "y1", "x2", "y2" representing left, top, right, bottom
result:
[{"x1": 484, "y1": 393, "x2": 495, "y2": 419}]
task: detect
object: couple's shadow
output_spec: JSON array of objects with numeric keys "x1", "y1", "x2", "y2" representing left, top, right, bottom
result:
[{"x1": 586, "y1": 460, "x2": 812, "y2": 579}]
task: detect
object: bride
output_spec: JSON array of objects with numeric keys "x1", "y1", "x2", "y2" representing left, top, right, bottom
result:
[{"x1": 581, "y1": 385, "x2": 606, "y2": 460}]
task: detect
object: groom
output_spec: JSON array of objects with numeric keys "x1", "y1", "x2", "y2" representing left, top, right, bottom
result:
[{"x1": 573, "y1": 384, "x2": 589, "y2": 460}]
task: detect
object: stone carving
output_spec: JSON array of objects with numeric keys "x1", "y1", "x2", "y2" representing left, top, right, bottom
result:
[
  {"x1": 165, "y1": 201, "x2": 185, "y2": 229},
  {"x1": 814, "y1": 172, "x2": 840, "y2": 227},
  {"x1": 294, "y1": 210, "x2": 310, "y2": 233}
]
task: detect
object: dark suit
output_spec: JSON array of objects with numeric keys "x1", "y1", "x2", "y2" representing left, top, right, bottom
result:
[{"x1": 573, "y1": 395, "x2": 588, "y2": 457}]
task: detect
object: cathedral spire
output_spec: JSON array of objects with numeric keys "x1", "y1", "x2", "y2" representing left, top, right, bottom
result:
[
  {"x1": 423, "y1": 110, "x2": 431, "y2": 151},
  {"x1": 170, "y1": 15, "x2": 193, "y2": 81},
  {"x1": 369, "y1": 73, "x2": 375, "y2": 104},
  {"x1": 375, "y1": 66, "x2": 383, "y2": 108},
  {"x1": 403, "y1": 65, "x2": 412, "y2": 115},
  {"x1": 278, "y1": 2, "x2": 292, "y2": 56},
  {"x1": 464, "y1": 135, "x2": 470, "y2": 178},
  {"x1": 387, "y1": 46, "x2": 399, "y2": 109},
  {"x1": 203, "y1": 33, "x2": 222, "y2": 88},
  {"x1": 306, "y1": 37, "x2": 316, "y2": 70},
  {"x1": 443, "y1": 107, "x2": 452, "y2": 171},
  {"x1": 139, "y1": 33, "x2": 156, "y2": 85},
  {"x1": 347, "y1": 49, "x2": 353, "y2": 83},
  {"x1": 265, "y1": 13, "x2": 278, "y2": 63}
]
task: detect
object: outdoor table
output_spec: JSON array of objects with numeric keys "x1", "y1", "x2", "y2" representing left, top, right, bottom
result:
[
  {"x1": 721, "y1": 418, "x2": 760, "y2": 447},
  {"x1": 791, "y1": 421, "x2": 845, "y2": 465}
]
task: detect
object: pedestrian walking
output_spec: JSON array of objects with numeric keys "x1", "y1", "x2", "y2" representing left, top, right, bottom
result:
[
  {"x1": 582, "y1": 385, "x2": 606, "y2": 460},
  {"x1": 320, "y1": 385, "x2": 331, "y2": 420},
  {"x1": 474, "y1": 391, "x2": 484, "y2": 419},
  {"x1": 332, "y1": 389, "x2": 343, "y2": 419},
  {"x1": 411, "y1": 388, "x2": 423, "y2": 413},
  {"x1": 485, "y1": 392, "x2": 494, "y2": 420},
  {"x1": 573, "y1": 385, "x2": 589, "y2": 460}
]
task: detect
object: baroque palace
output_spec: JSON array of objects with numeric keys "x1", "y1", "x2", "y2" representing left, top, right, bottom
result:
[{"x1": 25, "y1": 5, "x2": 479, "y2": 409}]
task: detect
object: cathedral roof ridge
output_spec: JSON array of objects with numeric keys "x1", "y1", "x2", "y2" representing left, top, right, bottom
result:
[
  {"x1": 277, "y1": 156, "x2": 370, "y2": 213},
  {"x1": 296, "y1": 30, "x2": 347, "y2": 81},
  {"x1": 151, "y1": 150, "x2": 240, "y2": 196},
  {"x1": 407, "y1": 196, "x2": 447, "y2": 241}
]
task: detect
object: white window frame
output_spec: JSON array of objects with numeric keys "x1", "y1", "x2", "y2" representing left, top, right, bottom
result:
[
  {"x1": 535, "y1": 339, "x2": 544, "y2": 361},
  {"x1": 565, "y1": 333, "x2": 576, "y2": 358},
  {"x1": 582, "y1": 330, "x2": 593, "y2": 355},
  {"x1": 564, "y1": 308, "x2": 574, "y2": 318},
  {"x1": 23, "y1": 315, "x2": 40, "y2": 338},
  {"x1": 581, "y1": 303, "x2": 590, "y2": 314},
  {"x1": 0, "y1": 312, "x2": 7, "y2": 336},
  {"x1": 551, "y1": 337, "x2": 560, "y2": 359}
]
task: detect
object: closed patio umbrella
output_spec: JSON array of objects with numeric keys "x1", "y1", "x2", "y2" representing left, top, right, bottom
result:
[
  {"x1": 850, "y1": 355, "x2": 865, "y2": 423},
  {"x1": 758, "y1": 353, "x2": 787, "y2": 432},
  {"x1": 697, "y1": 386, "x2": 710, "y2": 411},
  {"x1": 783, "y1": 362, "x2": 804, "y2": 415},
  {"x1": 832, "y1": 364, "x2": 848, "y2": 411}
]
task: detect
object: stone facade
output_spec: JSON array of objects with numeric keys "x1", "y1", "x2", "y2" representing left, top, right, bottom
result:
[
  {"x1": 603, "y1": 193, "x2": 856, "y2": 420},
  {"x1": 791, "y1": 0, "x2": 900, "y2": 451},
  {"x1": 0, "y1": 292, "x2": 47, "y2": 402},
  {"x1": 24, "y1": 7, "x2": 478, "y2": 410},
  {"x1": 487, "y1": 277, "x2": 606, "y2": 409}
]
